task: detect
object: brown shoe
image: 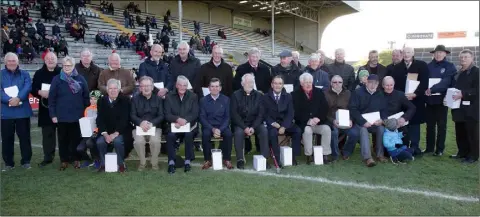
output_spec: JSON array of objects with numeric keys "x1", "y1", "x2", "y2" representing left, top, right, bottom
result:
[
  {"x1": 223, "y1": 160, "x2": 233, "y2": 169},
  {"x1": 73, "y1": 161, "x2": 81, "y2": 169},
  {"x1": 377, "y1": 156, "x2": 388, "y2": 163},
  {"x1": 119, "y1": 164, "x2": 126, "y2": 173},
  {"x1": 201, "y1": 161, "x2": 212, "y2": 170},
  {"x1": 59, "y1": 162, "x2": 68, "y2": 171},
  {"x1": 365, "y1": 158, "x2": 376, "y2": 167}
]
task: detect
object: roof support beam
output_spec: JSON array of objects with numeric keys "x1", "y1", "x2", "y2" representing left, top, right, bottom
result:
[{"x1": 254, "y1": 0, "x2": 318, "y2": 23}]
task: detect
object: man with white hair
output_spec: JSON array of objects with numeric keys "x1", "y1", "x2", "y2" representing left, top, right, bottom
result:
[
  {"x1": 304, "y1": 53, "x2": 329, "y2": 90},
  {"x1": 75, "y1": 48, "x2": 102, "y2": 91},
  {"x1": 98, "y1": 53, "x2": 135, "y2": 95},
  {"x1": 292, "y1": 73, "x2": 332, "y2": 164},
  {"x1": 326, "y1": 48, "x2": 355, "y2": 91},
  {"x1": 31, "y1": 52, "x2": 61, "y2": 167},
  {"x1": 231, "y1": 73, "x2": 268, "y2": 169},
  {"x1": 1, "y1": 53, "x2": 33, "y2": 171},
  {"x1": 390, "y1": 46, "x2": 429, "y2": 156},
  {"x1": 138, "y1": 44, "x2": 170, "y2": 97},
  {"x1": 234, "y1": 47, "x2": 272, "y2": 94},
  {"x1": 356, "y1": 50, "x2": 387, "y2": 91},
  {"x1": 195, "y1": 45, "x2": 233, "y2": 97},
  {"x1": 386, "y1": 49, "x2": 403, "y2": 76},
  {"x1": 292, "y1": 51, "x2": 304, "y2": 71},
  {"x1": 168, "y1": 41, "x2": 201, "y2": 91}
]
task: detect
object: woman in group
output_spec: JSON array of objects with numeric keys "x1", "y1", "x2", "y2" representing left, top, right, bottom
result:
[{"x1": 48, "y1": 56, "x2": 90, "y2": 170}]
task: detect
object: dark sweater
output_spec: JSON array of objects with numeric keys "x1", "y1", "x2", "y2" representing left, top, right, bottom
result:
[
  {"x1": 199, "y1": 94, "x2": 230, "y2": 132},
  {"x1": 292, "y1": 87, "x2": 330, "y2": 131},
  {"x1": 31, "y1": 64, "x2": 61, "y2": 127},
  {"x1": 168, "y1": 54, "x2": 201, "y2": 90},
  {"x1": 230, "y1": 89, "x2": 264, "y2": 129},
  {"x1": 96, "y1": 95, "x2": 131, "y2": 134},
  {"x1": 48, "y1": 73, "x2": 90, "y2": 122},
  {"x1": 234, "y1": 61, "x2": 272, "y2": 93},
  {"x1": 130, "y1": 93, "x2": 164, "y2": 127},
  {"x1": 348, "y1": 86, "x2": 388, "y2": 126},
  {"x1": 383, "y1": 89, "x2": 416, "y2": 121},
  {"x1": 194, "y1": 58, "x2": 233, "y2": 97}
]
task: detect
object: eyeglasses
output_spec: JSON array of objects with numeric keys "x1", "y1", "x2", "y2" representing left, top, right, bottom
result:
[
  {"x1": 63, "y1": 64, "x2": 73, "y2": 67},
  {"x1": 332, "y1": 81, "x2": 343, "y2": 84}
]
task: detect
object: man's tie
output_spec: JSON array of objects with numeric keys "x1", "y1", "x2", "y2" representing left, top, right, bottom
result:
[{"x1": 275, "y1": 95, "x2": 279, "y2": 104}]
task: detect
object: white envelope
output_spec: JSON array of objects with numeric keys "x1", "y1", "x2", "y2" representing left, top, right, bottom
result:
[
  {"x1": 336, "y1": 109, "x2": 350, "y2": 129},
  {"x1": 171, "y1": 123, "x2": 192, "y2": 133},
  {"x1": 428, "y1": 78, "x2": 441, "y2": 95},
  {"x1": 361, "y1": 111, "x2": 381, "y2": 125},
  {"x1": 202, "y1": 87, "x2": 210, "y2": 96},
  {"x1": 388, "y1": 112, "x2": 409, "y2": 126},
  {"x1": 154, "y1": 82, "x2": 164, "y2": 89},
  {"x1": 284, "y1": 84, "x2": 294, "y2": 93},
  {"x1": 136, "y1": 126, "x2": 156, "y2": 136},
  {"x1": 315, "y1": 86, "x2": 324, "y2": 89},
  {"x1": 4, "y1": 86, "x2": 19, "y2": 97},
  {"x1": 253, "y1": 83, "x2": 257, "y2": 90},
  {"x1": 187, "y1": 80, "x2": 192, "y2": 90},
  {"x1": 41, "y1": 83, "x2": 51, "y2": 91},
  {"x1": 405, "y1": 80, "x2": 420, "y2": 94},
  {"x1": 445, "y1": 88, "x2": 461, "y2": 109},
  {"x1": 79, "y1": 117, "x2": 96, "y2": 137}
]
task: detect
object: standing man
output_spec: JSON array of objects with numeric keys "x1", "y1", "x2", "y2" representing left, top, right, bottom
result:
[
  {"x1": 98, "y1": 53, "x2": 136, "y2": 96},
  {"x1": 292, "y1": 51, "x2": 305, "y2": 71},
  {"x1": 263, "y1": 76, "x2": 302, "y2": 167},
  {"x1": 304, "y1": 53, "x2": 330, "y2": 90},
  {"x1": 233, "y1": 47, "x2": 271, "y2": 94},
  {"x1": 138, "y1": 44, "x2": 170, "y2": 98},
  {"x1": 75, "y1": 48, "x2": 102, "y2": 91},
  {"x1": 272, "y1": 50, "x2": 302, "y2": 90},
  {"x1": 168, "y1": 41, "x2": 201, "y2": 91},
  {"x1": 199, "y1": 78, "x2": 233, "y2": 170},
  {"x1": 1, "y1": 53, "x2": 33, "y2": 171},
  {"x1": 451, "y1": 49, "x2": 478, "y2": 163},
  {"x1": 292, "y1": 73, "x2": 331, "y2": 164},
  {"x1": 194, "y1": 45, "x2": 233, "y2": 97},
  {"x1": 315, "y1": 49, "x2": 330, "y2": 73},
  {"x1": 390, "y1": 47, "x2": 429, "y2": 156},
  {"x1": 357, "y1": 50, "x2": 387, "y2": 90},
  {"x1": 424, "y1": 45, "x2": 456, "y2": 156},
  {"x1": 386, "y1": 49, "x2": 403, "y2": 76},
  {"x1": 31, "y1": 52, "x2": 61, "y2": 167},
  {"x1": 327, "y1": 48, "x2": 355, "y2": 91}
]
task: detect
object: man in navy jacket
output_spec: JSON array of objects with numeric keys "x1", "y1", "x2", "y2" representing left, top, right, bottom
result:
[
  {"x1": 263, "y1": 75, "x2": 302, "y2": 167},
  {"x1": 1, "y1": 53, "x2": 33, "y2": 171},
  {"x1": 424, "y1": 45, "x2": 456, "y2": 156},
  {"x1": 199, "y1": 78, "x2": 233, "y2": 170},
  {"x1": 347, "y1": 74, "x2": 388, "y2": 167},
  {"x1": 138, "y1": 44, "x2": 170, "y2": 98}
]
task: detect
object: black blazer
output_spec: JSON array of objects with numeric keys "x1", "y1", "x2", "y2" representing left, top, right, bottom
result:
[
  {"x1": 452, "y1": 65, "x2": 479, "y2": 122},
  {"x1": 96, "y1": 95, "x2": 131, "y2": 135},
  {"x1": 292, "y1": 87, "x2": 329, "y2": 131}
]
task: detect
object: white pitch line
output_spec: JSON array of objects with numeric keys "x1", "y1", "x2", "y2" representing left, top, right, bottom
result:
[{"x1": 24, "y1": 143, "x2": 480, "y2": 203}]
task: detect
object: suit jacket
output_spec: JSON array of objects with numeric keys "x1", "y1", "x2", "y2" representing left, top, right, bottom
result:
[{"x1": 292, "y1": 87, "x2": 330, "y2": 131}]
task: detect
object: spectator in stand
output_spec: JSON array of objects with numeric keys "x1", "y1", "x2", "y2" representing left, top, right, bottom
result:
[
  {"x1": 168, "y1": 41, "x2": 201, "y2": 90},
  {"x1": 79, "y1": 15, "x2": 88, "y2": 30},
  {"x1": 56, "y1": 36, "x2": 69, "y2": 57},
  {"x1": 51, "y1": 23, "x2": 61, "y2": 38},
  {"x1": 193, "y1": 21, "x2": 200, "y2": 35},
  {"x1": 304, "y1": 53, "x2": 329, "y2": 90},
  {"x1": 26, "y1": 23, "x2": 35, "y2": 39},
  {"x1": 98, "y1": 53, "x2": 135, "y2": 96},
  {"x1": 3, "y1": 39, "x2": 16, "y2": 55},
  {"x1": 136, "y1": 15, "x2": 144, "y2": 27},
  {"x1": 138, "y1": 44, "x2": 170, "y2": 97},
  {"x1": 76, "y1": 49, "x2": 102, "y2": 91},
  {"x1": 171, "y1": 39, "x2": 178, "y2": 54},
  {"x1": 1, "y1": 53, "x2": 34, "y2": 171},
  {"x1": 123, "y1": 9, "x2": 130, "y2": 28},
  {"x1": 218, "y1": 29, "x2": 226, "y2": 40},
  {"x1": 151, "y1": 16, "x2": 157, "y2": 29},
  {"x1": 65, "y1": 19, "x2": 72, "y2": 32},
  {"x1": 48, "y1": 56, "x2": 90, "y2": 171},
  {"x1": 326, "y1": 48, "x2": 355, "y2": 91},
  {"x1": 7, "y1": 6, "x2": 16, "y2": 20},
  {"x1": 272, "y1": 50, "x2": 302, "y2": 90},
  {"x1": 21, "y1": 41, "x2": 34, "y2": 63},
  {"x1": 35, "y1": 19, "x2": 46, "y2": 37},
  {"x1": 108, "y1": 3, "x2": 114, "y2": 15},
  {"x1": 1, "y1": 26, "x2": 9, "y2": 44},
  {"x1": 130, "y1": 33, "x2": 137, "y2": 45},
  {"x1": 56, "y1": 7, "x2": 64, "y2": 24},
  {"x1": 161, "y1": 32, "x2": 170, "y2": 53},
  {"x1": 292, "y1": 51, "x2": 304, "y2": 71},
  {"x1": 195, "y1": 45, "x2": 233, "y2": 97},
  {"x1": 145, "y1": 16, "x2": 151, "y2": 35},
  {"x1": 129, "y1": 14, "x2": 135, "y2": 29}
]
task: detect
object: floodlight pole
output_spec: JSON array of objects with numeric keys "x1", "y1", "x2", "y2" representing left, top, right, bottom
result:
[
  {"x1": 178, "y1": 0, "x2": 183, "y2": 42},
  {"x1": 271, "y1": 0, "x2": 275, "y2": 57}
]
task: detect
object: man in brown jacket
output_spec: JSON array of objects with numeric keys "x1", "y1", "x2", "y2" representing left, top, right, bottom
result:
[
  {"x1": 324, "y1": 75, "x2": 359, "y2": 161},
  {"x1": 98, "y1": 53, "x2": 136, "y2": 96}
]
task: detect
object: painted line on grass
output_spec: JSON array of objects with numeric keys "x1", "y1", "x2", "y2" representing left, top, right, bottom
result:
[{"x1": 25, "y1": 143, "x2": 480, "y2": 203}]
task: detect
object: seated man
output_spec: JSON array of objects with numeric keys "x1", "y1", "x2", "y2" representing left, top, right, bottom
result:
[
  {"x1": 231, "y1": 74, "x2": 268, "y2": 169},
  {"x1": 263, "y1": 75, "x2": 302, "y2": 166},
  {"x1": 164, "y1": 76, "x2": 199, "y2": 174},
  {"x1": 96, "y1": 79, "x2": 131, "y2": 173},
  {"x1": 199, "y1": 78, "x2": 233, "y2": 169},
  {"x1": 292, "y1": 73, "x2": 331, "y2": 164},
  {"x1": 347, "y1": 74, "x2": 388, "y2": 167},
  {"x1": 324, "y1": 75, "x2": 359, "y2": 161},
  {"x1": 130, "y1": 76, "x2": 164, "y2": 171}
]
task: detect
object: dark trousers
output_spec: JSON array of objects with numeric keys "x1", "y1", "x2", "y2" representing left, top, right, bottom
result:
[
  {"x1": 455, "y1": 121, "x2": 479, "y2": 160},
  {"x1": 234, "y1": 125, "x2": 268, "y2": 162},
  {"x1": 202, "y1": 128, "x2": 233, "y2": 161},
  {"x1": 57, "y1": 122, "x2": 82, "y2": 163},
  {"x1": 1, "y1": 118, "x2": 32, "y2": 166},
  {"x1": 167, "y1": 130, "x2": 196, "y2": 162},
  {"x1": 245, "y1": 136, "x2": 260, "y2": 153},
  {"x1": 407, "y1": 124, "x2": 422, "y2": 154},
  {"x1": 96, "y1": 135, "x2": 125, "y2": 166},
  {"x1": 41, "y1": 125, "x2": 57, "y2": 162},
  {"x1": 268, "y1": 125, "x2": 302, "y2": 163},
  {"x1": 425, "y1": 104, "x2": 448, "y2": 153},
  {"x1": 77, "y1": 136, "x2": 99, "y2": 161}
]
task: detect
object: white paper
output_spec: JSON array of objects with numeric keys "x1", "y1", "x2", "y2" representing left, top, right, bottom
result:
[
  {"x1": 211, "y1": 149, "x2": 223, "y2": 170},
  {"x1": 280, "y1": 146, "x2": 292, "y2": 166},
  {"x1": 462, "y1": 101, "x2": 470, "y2": 106},
  {"x1": 41, "y1": 83, "x2": 51, "y2": 91},
  {"x1": 202, "y1": 87, "x2": 210, "y2": 96},
  {"x1": 388, "y1": 112, "x2": 409, "y2": 126},
  {"x1": 79, "y1": 117, "x2": 96, "y2": 137},
  {"x1": 253, "y1": 155, "x2": 266, "y2": 171},
  {"x1": 313, "y1": 146, "x2": 324, "y2": 165},
  {"x1": 284, "y1": 84, "x2": 294, "y2": 93},
  {"x1": 4, "y1": 86, "x2": 19, "y2": 97},
  {"x1": 361, "y1": 111, "x2": 381, "y2": 125},
  {"x1": 171, "y1": 123, "x2": 191, "y2": 133},
  {"x1": 105, "y1": 153, "x2": 118, "y2": 172},
  {"x1": 405, "y1": 80, "x2": 420, "y2": 94},
  {"x1": 253, "y1": 82, "x2": 257, "y2": 90},
  {"x1": 428, "y1": 78, "x2": 441, "y2": 95},
  {"x1": 336, "y1": 109, "x2": 350, "y2": 129},
  {"x1": 315, "y1": 86, "x2": 323, "y2": 89},
  {"x1": 154, "y1": 82, "x2": 164, "y2": 89},
  {"x1": 136, "y1": 126, "x2": 156, "y2": 136},
  {"x1": 445, "y1": 88, "x2": 460, "y2": 109},
  {"x1": 187, "y1": 80, "x2": 193, "y2": 90}
]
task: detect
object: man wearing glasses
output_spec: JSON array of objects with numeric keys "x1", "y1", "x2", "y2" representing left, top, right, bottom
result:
[{"x1": 138, "y1": 44, "x2": 170, "y2": 98}]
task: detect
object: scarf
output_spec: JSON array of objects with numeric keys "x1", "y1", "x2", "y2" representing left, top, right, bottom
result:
[{"x1": 60, "y1": 68, "x2": 81, "y2": 94}]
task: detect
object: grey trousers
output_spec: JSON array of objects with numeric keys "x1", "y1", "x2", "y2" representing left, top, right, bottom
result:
[
  {"x1": 359, "y1": 125, "x2": 385, "y2": 160},
  {"x1": 234, "y1": 125, "x2": 269, "y2": 162}
]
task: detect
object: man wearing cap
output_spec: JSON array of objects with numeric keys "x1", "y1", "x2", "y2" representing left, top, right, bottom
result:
[
  {"x1": 346, "y1": 74, "x2": 388, "y2": 167},
  {"x1": 356, "y1": 50, "x2": 387, "y2": 91},
  {"x1": 272, "y1": 50, "x2": 302, "y2": 91},
  {"x1": 424, "y1": 45, "x2": 456, "y2": 156},
  {"x1": 326, "y1": 48, "x2": 355, "y2": 91}
]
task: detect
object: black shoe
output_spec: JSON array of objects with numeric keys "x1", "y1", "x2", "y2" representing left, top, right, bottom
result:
[
  {"x1": 413, "y1": 150, "x2": 424, "y2": 157},
  {"x1": 168, "y1": 165, "x2": 176, "y2": 174},
  {"x1": 433, "y1": 152, "x2": 443, "y2": 157},
  {"x1": 38, "y1": 160, "x2": 52, "y2": 167},
  {"x1": 462, "y1": 158, "x2": 478, "y2": 164},
  {"x1": 237, "y1": 160, "x2": 245, "y2": 170},
  {"x1": 422, "y1": 150, "x2": 434, "y2": 154},
  {"x1": 266, "y1": 163, "x2": 272, "y2": 169},
  {"x1": 292, "y1": 159, "x2": 298, "y2": 166},
  {"x1": 184, "y1": 164, "x2": 191, "y2": 173},
  {"x1": 323, "y1": 156, "x2": 331, "y2": 164},
  {"x1": 305, "y1": 156, "x2": 313, "y2": 165}
]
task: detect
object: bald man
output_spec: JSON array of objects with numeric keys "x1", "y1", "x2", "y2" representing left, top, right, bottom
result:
[{"x1": 138, "y1": 44, "x2": 170, "y2": 97}]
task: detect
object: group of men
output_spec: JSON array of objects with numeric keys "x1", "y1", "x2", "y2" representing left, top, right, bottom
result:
[{"x1": 1, "y1": 39, "x2": 478, "y2": 174}]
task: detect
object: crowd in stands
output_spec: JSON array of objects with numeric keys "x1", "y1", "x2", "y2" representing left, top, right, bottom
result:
[
  {"x1": 254, "y1": 28, "x2": 271, "y2": 37},
  {"x1": 99, "y1": 0, "x2": 114, "y2": 15}
]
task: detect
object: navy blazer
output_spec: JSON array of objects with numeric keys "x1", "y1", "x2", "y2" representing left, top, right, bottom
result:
[{"x1": 262, "y1": 88, "x2": 294, "y2": 129}]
